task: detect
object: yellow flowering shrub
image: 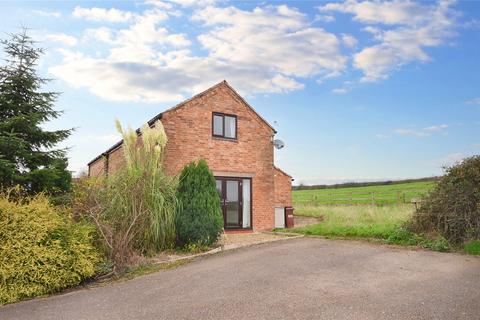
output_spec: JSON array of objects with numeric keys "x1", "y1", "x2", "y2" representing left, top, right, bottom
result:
[{"x1": 0, "y1": 190, "x2": 101, "y2": 305}]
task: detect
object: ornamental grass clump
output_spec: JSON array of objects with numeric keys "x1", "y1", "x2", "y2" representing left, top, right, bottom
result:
[
  {"x1": 0, "y1": 188, "x2": 100, "y2": 305},
  {"x1": 74, "y1": 120, "x2": 178, "y2": 271}
]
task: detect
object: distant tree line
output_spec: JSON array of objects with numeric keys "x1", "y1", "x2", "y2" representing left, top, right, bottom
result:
[{"x1": 293, "y1": 177, "x2": 440, "y2": 191}]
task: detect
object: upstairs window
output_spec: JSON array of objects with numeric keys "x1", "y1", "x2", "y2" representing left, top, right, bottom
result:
[{"x1": 212, "y1": 112, "x2": 237, "y2": 139}]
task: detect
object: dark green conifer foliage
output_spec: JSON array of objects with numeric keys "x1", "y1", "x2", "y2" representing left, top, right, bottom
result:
[
  {"x1": 0, "y1": 30, "x2": 72, "y2": 194},
  {"x1": 176, "y1": 159, "x2": 223, "y2": 245}
]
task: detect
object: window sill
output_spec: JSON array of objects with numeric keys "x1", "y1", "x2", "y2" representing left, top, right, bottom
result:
[{"x1": 212, "y1": 136, "x2": 238, "y2": 142}]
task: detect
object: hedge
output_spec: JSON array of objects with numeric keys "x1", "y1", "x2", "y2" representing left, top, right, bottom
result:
[{"x1": 0, "y1": 190, "x2": 100, "y2": 305}]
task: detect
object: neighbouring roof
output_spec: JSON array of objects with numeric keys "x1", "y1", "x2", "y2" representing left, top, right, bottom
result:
[
  {"x1": 88, "y1": 80, "x2": 277, "y2": 166},
  {"x1": 274, "y1": 166, "x2": 293, "y2": 179}
]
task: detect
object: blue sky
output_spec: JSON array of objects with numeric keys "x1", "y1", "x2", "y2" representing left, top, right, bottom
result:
[{"x1": 1, "y1": 0, "x2": 479, "y2": 185}]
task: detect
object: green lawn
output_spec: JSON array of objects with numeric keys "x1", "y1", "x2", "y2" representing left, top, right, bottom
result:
[
  {"x1": 293, "y1": 181, "x2": 435, "y2": 206},
  {"x1": 292, "y1": 205, "x2": 413, "y2": 239}
]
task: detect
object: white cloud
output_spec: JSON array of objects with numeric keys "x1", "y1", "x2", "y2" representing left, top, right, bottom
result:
[
  {"x1": 341, "y1": 33, "x2": 358, "y2": 48},
  {"x1": 73, "y1": 6, "x2": 135, "y2": 23},
  {"x1": 167, "y1": 0, "x2": 217, "y2": 7},
  {"x1": 319, "y1": 0, "x2": 432, "y2": 25},
  {"x1": 466, "y1": 97, "x2": 480, "y2": 105},
  {"x1": 144, "y1": 1, "x2": 182, "y2": 16},
  {"x1": 394, "y1": 124, "x2": 449, "y2": 137},
  {"x1": 33, "y1": 10, "x2": 61, "y2": 18},
  {"x1": 423, "y1": 124, "x2": 448, "y2": 132},
  {"x1": 46, "y1": 33, "x2": 78, "y2": 46},
  {"x1": 271, "y1": 75, "x2": 304, "y2": 91},
  {"x1": 51, "y1": 49, "x2": 307, "y2": 102},
  {"x1": 332, "y1": 88, "x2": 348, "y2": 94},
  {"x1": 375, "y1": 134, "x2": 390, "y2": 139},
  {"x1": 321, "y1": 0, "x2": 458, "y2": 82},
  {"x1": 194, "y1": 5, "x2": 346, "y2": 78},
  {"x1": 314, "y1": 14, "x2": 335, "y2": 23},
  {"x1": 51, "y1": 3, "x2": 347, "y2": 102},
  {"x1": 84, "y1": 27, "x2": 115, "y2": 43}
]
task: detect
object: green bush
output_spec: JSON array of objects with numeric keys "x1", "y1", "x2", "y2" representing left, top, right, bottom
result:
[
  {"x1": 386, "y1": 227, "x2": 451, "y2": 252},
  {"x1": 176, "y1": 160, "x2": 223, "y2": 246},
  {"x1": 464, "y1": 240, "x2": 480, "y2": 255},
  {"x1": 422, "y1": 236, "x2": 450, "y2": 252},
  {"x1": 387, "y1": 227, "x2": 420, "y2": 246},
  {"x1": 0, "y1": 189, "x2": 100, "y2": 305},
  {"x1": 409, "y1": 155, "x2": 480, "y2": 244}
]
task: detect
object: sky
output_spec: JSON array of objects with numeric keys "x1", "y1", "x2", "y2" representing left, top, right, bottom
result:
[{"x1": 0, "y1": 0, "x2": 479, "y2": 185}]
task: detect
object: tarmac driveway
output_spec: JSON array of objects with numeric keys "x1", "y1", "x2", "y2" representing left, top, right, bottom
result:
[{"x1": 1, "y1": 237, "x2": 479, "y2": 320}]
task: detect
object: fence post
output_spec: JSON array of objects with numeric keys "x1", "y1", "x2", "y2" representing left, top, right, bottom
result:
[
  {"x1": 371, "y1": 192, "x2": 375, "y2": 206},
  {"x1": 349, "y1": 192, "x2": 353, "y2": 205},
  {"x1": 397, "y1": 191, "x2": 401, "y2": 205}
]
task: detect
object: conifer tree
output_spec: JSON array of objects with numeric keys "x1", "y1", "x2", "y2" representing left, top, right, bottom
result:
[
  {"x1": 176, "y1": 159, "x2": 223, "y2": 246},
  {"x1": 0, "y1": 30, "x2": 72, "y2": 194}
]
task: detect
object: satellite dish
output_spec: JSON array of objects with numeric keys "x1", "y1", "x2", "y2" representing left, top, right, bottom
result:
[{"x1": 273, "y1": 139, "x2": 285, "y2": 149}]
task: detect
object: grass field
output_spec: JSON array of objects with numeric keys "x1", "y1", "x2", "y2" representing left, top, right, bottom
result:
[
  {"x1": 292, "y1": 205, "x2": 413, "y2": 239},
  {"x1": 293, "y1": 181, "x2": 435, "y2": 206}
]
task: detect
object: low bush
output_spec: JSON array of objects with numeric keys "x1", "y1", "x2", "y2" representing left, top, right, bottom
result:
[
  {"x1": 176, "y1": 159, "x2": 223, "y2": 246},
  {"x1": 464, "y1": 240, "x2": 480, "y2": 255},
  {"x1": 386, "y1": 227, "x2": 450, "y2": 251},
  {"x1": 387, "y1": 227, "x2": 420, "y2": 246},
  {"x1": 410, "y1": 156, "x2": 480, "y2": 245},
  {"x1": 422, "y1": 236, "x2": 450, "y2": 252},
  {"x1": 0, "y1": 189, "x2": 100, "y2": 305}
]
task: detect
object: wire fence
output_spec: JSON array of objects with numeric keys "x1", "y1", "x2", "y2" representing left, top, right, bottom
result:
[{"x1": 293, "y1": 189, "x2": 429, "y2": 206}]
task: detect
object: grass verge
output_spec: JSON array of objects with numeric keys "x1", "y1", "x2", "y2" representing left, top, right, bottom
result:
[
  {"x1": 289, "y1": 205, "x2": 475, "y2": 254},
  {"x1": 119, "y1": 259, "x2": 192, "y2": 281}
]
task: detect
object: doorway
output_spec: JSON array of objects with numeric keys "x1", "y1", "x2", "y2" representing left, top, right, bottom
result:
[{"x1": 215, "y1": 177, "x2": 251, "y2": 229}]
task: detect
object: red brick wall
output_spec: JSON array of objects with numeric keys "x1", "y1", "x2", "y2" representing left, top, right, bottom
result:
[
  {"x1": 89, "y1": 83, "x2": 279, "y2": 230},
  {"x1": 274, "y1": 168, "x2": 292, "y2": 207},
  {"x1": 89, "y1": 157, "x2": 105, "y2": 177},
  {"x1": 161, "y1": 84, "x2": 275, "y2": 230}
]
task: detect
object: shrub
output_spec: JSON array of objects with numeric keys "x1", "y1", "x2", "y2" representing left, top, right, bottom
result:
[
  {"x1": 409, "y1": 155, "x2": 480, "y2": 245},
  {"x1": 73, "y1": 120, "x2": 178, "y2": 271},
  {"x1": 0, "y1": 189, "x2": 100, "y2": 305},
  {"x1": 176, "y1": 159, "x2": 223, "y2": 246},
  {"x1": 387, "y1": 227, "x2": 420, "y2": 246},
  {"x1": 464, "y1": 240, "x2": 480, "y2": 255},
  {"x1": 422, "y1": 236, "x2": 450, "y2": 252}
]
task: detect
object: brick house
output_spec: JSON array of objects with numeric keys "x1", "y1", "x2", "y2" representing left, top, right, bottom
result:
[{"x1": 88, "y1": 80, "x2": 293, "y2": 231}]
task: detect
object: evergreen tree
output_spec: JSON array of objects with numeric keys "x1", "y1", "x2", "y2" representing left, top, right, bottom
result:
[
  {"x1": 176, "y1": 159, "x2": 223, "y2": 246},
  {"x1": 0, "y1": 30, "x2": 72, "y2": 194}
]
